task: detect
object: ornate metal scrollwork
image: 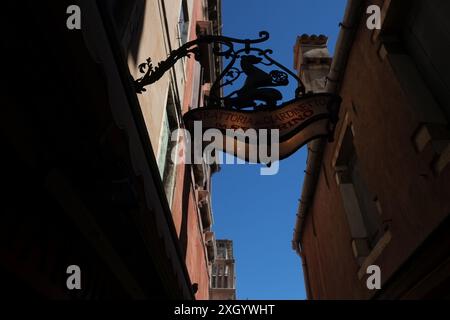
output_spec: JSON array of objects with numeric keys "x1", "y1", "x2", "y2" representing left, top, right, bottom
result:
[{"x1": 134, "y1": 31, "x2": 306, "y2": 110}]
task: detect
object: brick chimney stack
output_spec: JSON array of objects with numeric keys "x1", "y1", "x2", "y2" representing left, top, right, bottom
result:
[{"x1": 294, "y1": 34, "x2": 332, "y2": 93}]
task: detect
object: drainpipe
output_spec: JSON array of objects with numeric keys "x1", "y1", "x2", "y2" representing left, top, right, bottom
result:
[
  {"x1": 291, "y1": 0, "x2": 365, "y2": 296},
  {"x1": 298, "y1": 242, "x2": 313, "y2": 299}
]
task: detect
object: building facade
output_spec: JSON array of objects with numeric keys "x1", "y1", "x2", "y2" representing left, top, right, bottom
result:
[
  {"x1": 210, "y1": 240, "x2": 236, "y2": 300},
  {"x1": 1, "y1": 0, "x2": 222, "y2": 299},
  {"x1": 292, "y1": 0, "x2": 450, "y2": 299},
  {"x1": 124, "y1": 0, "x2": 223, "y2": 300}
]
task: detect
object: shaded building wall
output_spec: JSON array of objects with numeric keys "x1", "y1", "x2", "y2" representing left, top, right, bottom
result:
[
  {"x1": 1, "y1": 0, "x2": 197, "y2": 299},
  {"x1": 122, "y1": 0, "x2": 187, "y2": 152},
  {"x1": 296, "y1": 0, "x2": 450, "y2": 299},
  {"x1": 116, "y1": 0, "x2": 222, "y2": 300},
  {"x1": 1, "y1": 0, "x2": 221, "y2": 300},
  {"x1": 171, "y1": 0, "x2": 213, "y2": 300}
]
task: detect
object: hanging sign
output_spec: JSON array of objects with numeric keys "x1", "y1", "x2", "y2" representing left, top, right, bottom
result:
[
  {"x1": 134, "y1": 31, "x2": 341, "y2": 163},
  {"x1": 183, "y1": 93, "x2": 341, "y2": 163}
]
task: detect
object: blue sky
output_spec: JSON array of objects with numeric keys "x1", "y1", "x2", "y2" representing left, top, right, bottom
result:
[{"x1": 211, "y1": 0, "x2": 347, "y2": 300}]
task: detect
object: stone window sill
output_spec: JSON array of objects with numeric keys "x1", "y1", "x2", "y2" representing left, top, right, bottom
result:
[
  {"x1": 357, "y1": 230, "x2": 392, "y2": 280},
  {"x1": 413, "y1": 123, "x2": 450, "y2": 175}
]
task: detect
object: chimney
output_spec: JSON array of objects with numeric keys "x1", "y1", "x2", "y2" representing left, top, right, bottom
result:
[{"x1": 294, "y1": 34, "x2": 332, "y2": 93}]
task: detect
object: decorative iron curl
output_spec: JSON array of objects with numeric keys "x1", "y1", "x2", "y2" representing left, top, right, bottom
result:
[
  {"x1": 134, "y1": 31, "x2": 306, "y2": 103},
  {"x1": 134, "y1": 32, "x2": 269, "y2": 94}
]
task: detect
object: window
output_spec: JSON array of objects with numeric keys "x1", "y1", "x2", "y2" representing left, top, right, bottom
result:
[
  {"x1": 347, "y1": 149, "x2": 382, "y2": 247},
  {"x1": 217, "y1": 265, "x2": 223, "y2": 288},
  {"x1": 223, "y1": 265, "x2": 229, "y2": 289},
  {"x1": 334, "y1": 125, "x2": 383, "y2": 263},
  {"x1": 157, "y1": 87, "x2": 180, "y2": 208},
  {"x1": 223, "y1": 276, "x2": 229, "y2": 288},
  {"x1": 379, "y1": 1, "x2": 450, "y2": 173},
  {"x1": 403, "y1": 0, "x2": 450, "y2": 121},
  {"x1": 178, "y1": 0, "x2": 190, "y2": 46}
]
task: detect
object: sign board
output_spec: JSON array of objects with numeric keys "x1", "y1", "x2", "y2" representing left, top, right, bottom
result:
[{"x1": 183, "y1": 93, "x2": 341, "y2": 163}]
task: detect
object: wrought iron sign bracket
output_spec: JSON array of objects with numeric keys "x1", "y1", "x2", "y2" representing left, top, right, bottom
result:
[
  {"x1": 133, "y1": 31, "x2": 341, "y2": 163},
  {"x1": 134, "y1": 31, "x2": 307, "y2": 110}
]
